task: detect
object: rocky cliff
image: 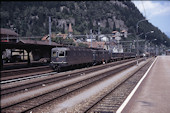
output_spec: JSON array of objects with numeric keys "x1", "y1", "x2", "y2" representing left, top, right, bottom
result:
[{"x1": 1, "y1": 1, "x2": 170, "y2": 46}]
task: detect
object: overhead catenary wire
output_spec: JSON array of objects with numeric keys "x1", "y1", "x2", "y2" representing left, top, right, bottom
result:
[{"x1": 141, "y1": 1, "x2": 147, "y2": 19}]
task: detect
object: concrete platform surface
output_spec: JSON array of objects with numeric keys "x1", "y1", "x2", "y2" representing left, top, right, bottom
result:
[{"x1": 121, "y1": 56, "x2": 170, "y2": 113}]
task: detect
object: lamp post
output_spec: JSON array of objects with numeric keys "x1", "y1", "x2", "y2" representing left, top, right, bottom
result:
[
  {"x1": 130, "y1": 43, "x2": 132, "y2": 52},
  {"x1": 163, "y1": 41, "x2": 167, "y2": 55},
  {"x1": 144, "y1": 31, "x2": 154, "y2": 59},
  {"x1": 136, "y1": 19, "x2": 147, "y2": 65},
  {"x1": 149, "y1": 38, "x2": 157, "y2": 57},
  {"x1": 155, "y1": 45, "x2": 158, "y2": 56}
]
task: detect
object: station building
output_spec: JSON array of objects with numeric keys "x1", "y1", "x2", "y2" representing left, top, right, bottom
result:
[{"x1": 1, "y1": 28, "x2": 60, "y2": 70}]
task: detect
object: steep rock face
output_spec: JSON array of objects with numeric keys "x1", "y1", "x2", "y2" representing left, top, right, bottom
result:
[
  {"x1": 99, "y1": 19, "x2": 107, "y2": 28},
  {"x1": 110, "y1": 1, "x2": 128, "y2": 8},
  {"x1": 108, "y1": 18, "x2": 114, "y2": 29},
  {"x1": 1, "y1": 1, "x2": 170, "y2": 47},
  {"x1": 113, "y1": 17, "x2": 128, "y2": 31},
  {"x1": 0, "y1": 1, "x2": 131, "y2": 35},
  {"x1": 56, "y1": 1, "x2": 129, "y2": 34},
  {"x1": 56, "y1": 18, "x2": 75, "y2": 31}
]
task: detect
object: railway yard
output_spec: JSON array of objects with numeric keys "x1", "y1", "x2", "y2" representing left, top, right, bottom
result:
[
  {"x1": 1, "y1": 1, "x2": 170, "y2": 113},
  {"x1": 1, "y1": 55, "x2": 169, "y2": 113},
  {"x1": 1, "y1": 40, "x2": 170, "y2": 113}
]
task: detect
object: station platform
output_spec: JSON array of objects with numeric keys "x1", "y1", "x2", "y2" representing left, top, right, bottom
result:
[{"x1": 118, "y1": 56, "x2": 170, "y2": 113}]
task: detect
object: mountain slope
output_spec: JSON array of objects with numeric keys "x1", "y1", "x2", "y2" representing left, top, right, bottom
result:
[{"x1": 1, "y1": 1, "x2": 170, "y2": 47}]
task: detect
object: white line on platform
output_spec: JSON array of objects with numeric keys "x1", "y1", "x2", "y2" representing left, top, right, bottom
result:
[{"x1": 116, "y1": 57, "x2": 158, "y2": 113}]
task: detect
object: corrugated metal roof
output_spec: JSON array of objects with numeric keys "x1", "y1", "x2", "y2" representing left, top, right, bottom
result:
[{"x1": 0, "y1": 28, "x2": 19, "y2": 36}]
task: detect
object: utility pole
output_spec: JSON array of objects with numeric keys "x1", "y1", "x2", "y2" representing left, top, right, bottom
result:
[
  {"x1": 144, "y1": 31, "x2": 154, "y2": 54},
  {"x1": 136, "y1": 31, "x2": 139, "y2": 65},
  {"x1": 149, "y1": 39, "x2": 157, "y2": 57},
  {"x1": 130, "y1": 43, "x2": 132, "y2": 52},
  {"x1": 136, "y1": 19, "x2": 147, "y2": 65},
  {"x1": 98, "y1": 22, "x2": 101, "y2": 35},
  {"x1": 148, "y1": 42, "x2": 151, "y2": 57},
  {"x1": 49, "y1": 16, "x2": 52, "y2": 45},
  {"x1": 155, "y1": 45, "x2": 158, "y2": 56},
  {"x1": 90, "y1": 29, "x2": 93, "y2": 48},
  {"x1": 118, "y1": 40, "x2": 120, "y2": 53},
  {"x1": 143, "y1": 31, "x2": 154, "y2": 60}
]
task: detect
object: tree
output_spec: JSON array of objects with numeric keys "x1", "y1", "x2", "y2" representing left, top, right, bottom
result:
[
  {"x1": 52, "y1": 37, "x2": 63, "y2": 44},
  {"x1": 78, "y1": 43, "x2": 88, "y2": 48}
]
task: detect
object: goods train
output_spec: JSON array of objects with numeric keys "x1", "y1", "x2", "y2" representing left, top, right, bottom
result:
[{"x1": 50, "y1": 46, "x2": 136, "y2": 72}]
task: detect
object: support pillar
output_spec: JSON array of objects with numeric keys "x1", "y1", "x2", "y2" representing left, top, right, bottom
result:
[
  {"x1": 10, "y1": 49, "x2": 13, "y2": 62},
  {"x1": 1, "y1": 57, "x2": 3, "y2": 71},
  {"x1": 26, "y1": 50, "x2": 31, "y2": 65},
  {"x1": 23, "y1": 49, "x2": 24, "y2": 61}
]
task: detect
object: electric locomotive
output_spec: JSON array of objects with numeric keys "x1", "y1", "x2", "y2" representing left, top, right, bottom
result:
[
  {"x1": 50, "y1": 46, "x2": 136, "y2": 72},
  {"x1": 50, "y1": 47, "x2": 93, "y2": 71}
]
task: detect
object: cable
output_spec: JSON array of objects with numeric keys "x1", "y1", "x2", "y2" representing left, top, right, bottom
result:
[{"x1": 141, "y1": 0, "x2": 147, "y2": 19}]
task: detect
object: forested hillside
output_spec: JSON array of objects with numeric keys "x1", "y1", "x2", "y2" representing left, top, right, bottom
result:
[{"x1": 1, "y1": 1, "x2": 170, "y2": 47}]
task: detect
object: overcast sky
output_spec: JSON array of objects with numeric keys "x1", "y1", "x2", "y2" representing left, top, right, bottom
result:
[{"x1": 132, "y1": 1, "x2": 170, "y2": 37}]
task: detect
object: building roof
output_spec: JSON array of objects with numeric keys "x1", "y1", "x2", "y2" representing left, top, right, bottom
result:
[
  {"x1": 0, "y1": 28, "x2": 19, "y2": 37},
  {"x1": 121, "y1": 30, "x2": 127, "y2": 32},
  {"x1": 112, "y1": 31, "x2": 118, "y2": 33},
  {"x1": 19, "y1": 39, "x2": 59, "y2": 46},
  {"x1": 83, "y1": 41, "x2": 106, "y2": 49},
  {"x1": 1, "y1": 40, "x2": 59, "y2": 51},
  {"x1": 112, "y1": 35, "x2": 117, "y2": 38},
  {"x1": 42, "y1": 35, "x2": 49, "y2": 41},
  {"x1": 166, "y1": 49, "x2": 170, "y2": 52},
  {"x1": 41, "y1": 33, "x2": 68, "y2": 41}
]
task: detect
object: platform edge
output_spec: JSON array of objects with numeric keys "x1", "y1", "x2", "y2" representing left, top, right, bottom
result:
[{"x1": 116, "y1": 57, "x2": 158, "y2": 113}]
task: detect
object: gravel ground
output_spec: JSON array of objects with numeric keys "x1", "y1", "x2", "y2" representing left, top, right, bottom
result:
[
  {"x1": 30, "y1": 59, "x2": 149, "y2": 113},
  {"x1": 1, "y1": 60, "x2": 135, "y2": 109}
]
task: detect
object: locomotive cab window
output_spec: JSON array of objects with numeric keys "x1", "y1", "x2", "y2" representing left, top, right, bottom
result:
[
  {"x1": 52, "y1": 51, "x2": 57, "y2": 57},
  {"x1": 59, "y1": 51, "x2": 65, "y2": 57}
]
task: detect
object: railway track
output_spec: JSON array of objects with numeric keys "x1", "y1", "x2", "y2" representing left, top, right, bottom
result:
[
  {"x1": 1, "y1": 58, "x2": 144, "y2": 113},
  {"x1": 81, "y1": 58, "x2": 154, "y2": 112},
  {"x1": 2, "y1": 61, "x2": 49, "y2": 70},
  {"x1": 1, "y1": 58, "x2": 136, "y2": 96},
  {"x1": 1, "y1": 58, "x2": 135, "y2": 81},
  {"x1": 1, "y1": 65, "x2": 52, "y2": 81}
]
